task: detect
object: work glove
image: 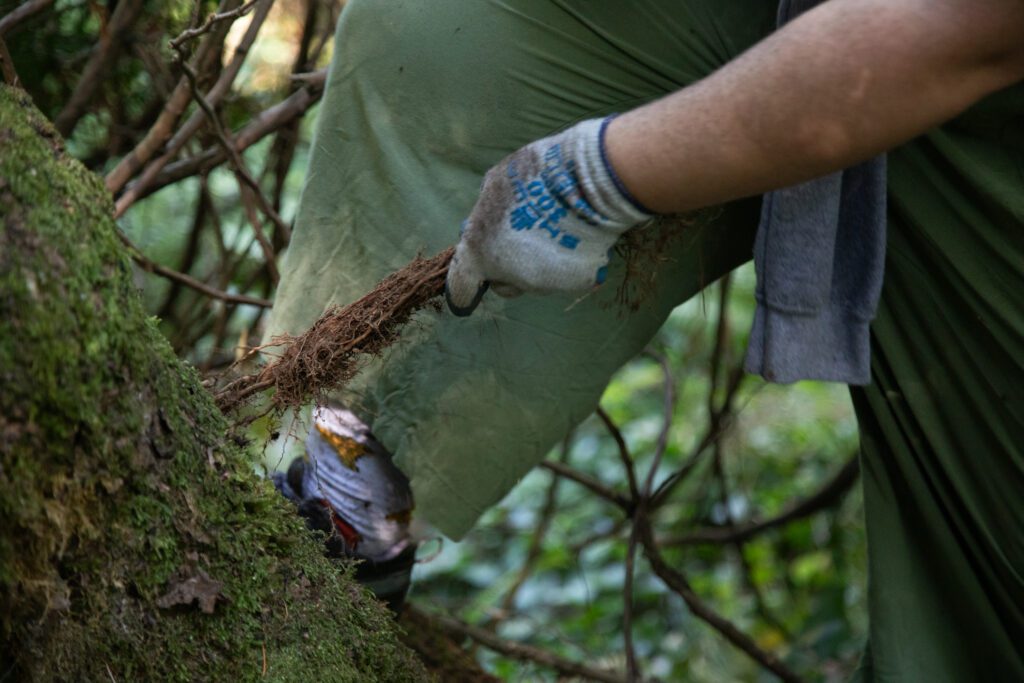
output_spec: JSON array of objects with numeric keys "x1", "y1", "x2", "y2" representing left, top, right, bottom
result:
[{"x1": 445, "y1": 116, "x2": 653, "y2": 316}]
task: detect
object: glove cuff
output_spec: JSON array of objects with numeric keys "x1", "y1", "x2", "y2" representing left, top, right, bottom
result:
[
  {"x1": 573, "y1": 116, "x2": 655, "y2": 230},
  {"x1": 597, "y1": 115, "x2": 654, "y2": 216}
]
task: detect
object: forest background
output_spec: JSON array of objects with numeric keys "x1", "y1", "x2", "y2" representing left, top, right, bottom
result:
[{"x1": 1, "y1": 1, "x2": 865, "y2": 680}]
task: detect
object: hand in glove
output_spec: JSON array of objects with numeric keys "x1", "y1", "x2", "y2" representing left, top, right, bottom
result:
[{"x1": 444, "y1": 116, "x2": 653, "y2": 316}]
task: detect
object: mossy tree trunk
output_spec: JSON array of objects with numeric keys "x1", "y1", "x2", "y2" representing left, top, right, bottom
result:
[{"x1": 0, "y1": 85, "x2": 429, "y2": 682}]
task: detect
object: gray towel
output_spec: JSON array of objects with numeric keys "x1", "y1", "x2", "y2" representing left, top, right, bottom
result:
[{"x1": 744, "y1": 0, "x2": 887, "y2": 385}]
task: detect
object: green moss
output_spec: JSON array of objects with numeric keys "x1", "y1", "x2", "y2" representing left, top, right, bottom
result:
[{"x1": 0, "y1": 85, "x2": 429, "y2": 682}]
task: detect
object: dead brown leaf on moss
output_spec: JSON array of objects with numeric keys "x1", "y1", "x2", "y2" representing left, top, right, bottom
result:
[{"x1": 156, "y1": 567, "x2": 226, "y2": 614}]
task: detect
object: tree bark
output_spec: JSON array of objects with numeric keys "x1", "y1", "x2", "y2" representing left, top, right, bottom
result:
[{"x1": 0, "y1": 84, "x2": 428, "y2": 682}]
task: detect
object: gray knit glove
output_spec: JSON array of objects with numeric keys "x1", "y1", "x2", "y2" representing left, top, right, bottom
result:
[{"x1": 445, "y1": 116, "x2": 652, "y2": 316}]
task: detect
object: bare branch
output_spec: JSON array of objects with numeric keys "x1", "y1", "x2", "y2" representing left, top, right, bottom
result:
[
  {"x1": 289, "y1": 70, "x2": 326, "y2": 85},
  {"x1": 235, "y1": 177, "x2": 281, "y2": 283},
  {"x1": 540, "y1": 460, "x2": 631, "y2": 512},
  {"x1": 569, "y1": 518, "x2": 627, "y2": 556},
  {"x1": 707, "y1": 276, "x2": 732, "y2": 409},
  {"x1": 169, "y1": 0, "x2": 262, "y2": 51},
  {"x1": 110, "y1": 0, "x2": 274, "y2": 198},
  {"x1": 495, "y1": 439, "x2": 569, "y2": 619},
  {"x1": 156, "y1": 177, "x2": 211, "y2": 321},
  {"x1": 0, "y1": 0, "x2": 57, "y2": 87},
  {"x1": 637, "y1": 520, "x2": 804, "y2": 683},
  {"x1": 621, "y1": 350, "x2": 676, "y2": 682},
  {"x1": 596, "y1": 407, "x2": 639, "y2": 503},
  {"x1": 117, "y1": 231, "x2": 271, "y2": 308},
  {"x1": 168, "y1": 41, "x2": 290, "y2": 267},
  {"x1": 0, "y1": 37, "x2": 17, "y2": 86},
  {"x1": 123, "y1": 77, "x2": 325, "y2": 204},
  {"x1": 54, "y1": 0, "x2": 144, "y2": 137},
  {"x1": 642, "y1": 348, "x2": 676, "y2": 495},
  {"x1": 622, "y1": 522, "x2": 641, "y2": 682},
  {"x1": 105, "y1": 0, "x2": 245, "y2": 196},
  {"x1": 415, "y1": 607, "x2": 627, "y2": 683},
  {"x1": 660, "y1": 456, "x2": 860, "y2": 546},
  {"x1": 699, "y1": 285, "x2": 794, "y2": 636},
  {"x1": 649, "y1": 367, "x2": 747, "y2": 509},
  {"x1": 0, "y1": 0, "x2": 54, "y2": 38}
]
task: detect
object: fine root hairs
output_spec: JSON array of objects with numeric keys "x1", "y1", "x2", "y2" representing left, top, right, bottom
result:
[{"x1": 215, "y1": 247, "x2": 453, "y2": 415}]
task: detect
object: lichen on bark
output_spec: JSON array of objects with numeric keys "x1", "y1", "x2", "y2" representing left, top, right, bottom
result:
[{"x1": 0, "y1": 84, "x2": 428, "y2": 682}]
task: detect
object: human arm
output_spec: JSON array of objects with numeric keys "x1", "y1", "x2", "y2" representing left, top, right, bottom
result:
[
  {"x1": 445, "y1": 0, "x2": 1024, "y2": 314},
  {"x1": 607, "y1": 0, "x2": 1024, "y2": 213}
]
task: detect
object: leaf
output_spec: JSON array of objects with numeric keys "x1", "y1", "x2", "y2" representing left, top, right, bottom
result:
[{"x1": 156, "y1": 568, "x2": 226, "y2": 614}]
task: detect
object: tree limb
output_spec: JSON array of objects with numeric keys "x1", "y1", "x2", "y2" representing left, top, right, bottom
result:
[
  {"x1": 0, "y1": 37, "x2": 17, "y2": 86},
  {"x1": 495, "y1": 440, "x2": 568, "y2": 619},
  {"x1": 108, "y1": 0, "x2": 275, "y2": 201},
  {"x1": 105, "y1": 0, "x2": 245, "y2": 197},
  {"x1": 660, "y1": 456, "x2": 860, "y2": 546},
  {"x1": 540, "y1": 460, "x2": 631, "y2": 512},
  {"x1": 597, "y1": 407, "x2": 640, "y2": 503},
  {"x1": 637, "y1": 520, "x2": 804, "y2": 683},
  {"x1": 168, "y1": 0, "x2": 262, "y2": 50},
  {"x1": 0, "y1": 0, "x2": 54, "y2": 38},
  {"x1": 416, "y1": 607, "x2": 627, "y2": 683},
  {"x1": 118, "y1": 231, "x2": 271, "y2": 308},
  {"x1": 123, "y1": 76, "x2": 325, "y2": 204},
  {"x1": 53, "y1": 0, "x2": 144, "y2": 137}
]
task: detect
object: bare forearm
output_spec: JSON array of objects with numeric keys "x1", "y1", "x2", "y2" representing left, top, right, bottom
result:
[{"x1": 606, "y1": 0, "x2": 1024, "y2": 214}]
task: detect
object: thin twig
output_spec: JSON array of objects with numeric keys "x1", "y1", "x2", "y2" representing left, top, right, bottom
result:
[
  {"x1": 157, "y1": 176, "x2": 211, "y2": 320},
  {"x1": 637, "y1": 519, "x2": 804, "y2": 683},
  {"x1": 53, "y1": 0, "x2": 144, "y2": 136},
  {"x1": 649, "y1": 367, "x2": 747, "y2": 509},
  {"x1": 0, "y1": 0, "x2": 54, "y2": 38},
  {"x1": 642, "y1": 349, "x2": 676, "y2": 493},
  {"x1": 109, "y1": 0, "x2": 274, "y2": 200},
  {"x1": 263, "y1": 0, "x2": 318, "y2": 223},
  {"x1": 703, "y1": 280, "x2": 791, "y2": 635},
  {"x1": 659, "y1": 456, "x2": 859, "y2": 546},
  {"x1": 106, "y1": 0, "x2": 245, "y2": 197},
  {"x1": 707, "y1": 276, "x2": 732, "y2": 410},
  {"x1": 568, "y1": 518, "x2": 627, "y2": 556},
  {"x1": 124, "y1": 76, "x2": 325, "y2": 204},
  {"x1": 495, "y1": 438, "x2": 570, "y2": 619},
  {"x1": 170, "y1": 46, "x2": 291, "y2": 252},
  {"x1": 118, "y1": 231, "x2": 271, "y2": 308},
  {"x1": 709, "y1": 412, "x2": 789, "y2": 634},
  {"x1": 597, "y1": 407, "x2": 639, "y2": 503},
  {"x1": 622, "y1": 521, "x2": 641, "y2": 682},
  {"x1": 169, "y1": 0, "x2": 261, "y2": 50},
  {"x1": 622, "y1": 350, "x2": 676, "y2": 682},
  {"x1": 540, "y1": 460, "x2": 631, "y2": 511},
  {"x1": 235, "y1": 175, "x2": 281, "y2": 283},
  {"x1": 418, "y1": 607, "x2": 627, "y2": 683}
]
